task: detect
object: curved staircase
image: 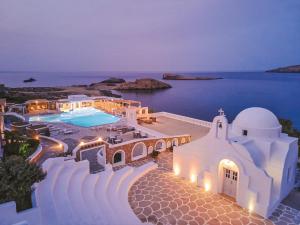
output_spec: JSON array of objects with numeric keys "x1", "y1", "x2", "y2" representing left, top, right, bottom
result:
[{"x1": 35, "y1": 158, "x2": 157, "y2": 225}]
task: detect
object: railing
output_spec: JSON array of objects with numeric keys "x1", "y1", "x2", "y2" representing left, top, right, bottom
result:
[{"x1": 4, "y1": 112, "x2": 26, "y2": 122}]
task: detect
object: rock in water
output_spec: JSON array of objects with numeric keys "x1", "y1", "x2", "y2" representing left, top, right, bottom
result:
[{"x1": 115, "y1": 78, "x2": 172, "y2": 90}]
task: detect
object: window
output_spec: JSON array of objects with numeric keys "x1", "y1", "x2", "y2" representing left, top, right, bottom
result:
[
  {"x1": 113, "y1": 152, "x2": 122, "y2": 163},
  {"x1": 232, "y1": 171, "x2": 238, "y2": 181},
  {"x1": 225, "y1": 169, "x2": 230, "y2": 178},
  {"x1": 155, "y1": 141, "x2": 163, "y2": 150},
  {"x1": 242, "y1": 130, "x2": 248, "y2": 136},
  {"x1": 132, "y1": 143, "x2": 146, "y2": 158}
]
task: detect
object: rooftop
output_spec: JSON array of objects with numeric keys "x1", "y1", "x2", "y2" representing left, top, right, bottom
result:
[{"x1": 141, "y1": 115, "x2": 210, "y2": 141}]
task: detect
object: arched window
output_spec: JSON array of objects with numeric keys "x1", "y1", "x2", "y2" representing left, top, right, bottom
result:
[
  {"x1": 132, "y1": 142, "x2": 147, "y2": 160},
  {"x1": 113, "y1": 150, "x2": 125, "y2": 166},
  {"x1": 155, "y1": 140, "x2": 166, "y2": 152},
  {"x1": 172, "y1": 138, "x2": 178, "y2": 147},
  {"x1": 114, "y1": 152, "x2": 122, "y2": 163}
]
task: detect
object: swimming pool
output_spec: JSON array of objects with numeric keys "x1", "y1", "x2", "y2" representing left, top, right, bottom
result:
[{"x1": 29, "y1": 108, "x2": 120, "y2": 127}]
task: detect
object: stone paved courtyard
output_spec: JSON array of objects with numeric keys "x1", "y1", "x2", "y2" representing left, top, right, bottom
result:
[{"x1": 128, "y1": 151, "x2": 300, "y2": 225}]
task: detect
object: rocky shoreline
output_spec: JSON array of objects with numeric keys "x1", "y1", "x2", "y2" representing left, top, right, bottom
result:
[{"x1": 0, "y1": 78, "x2": 172, "y2": 103}]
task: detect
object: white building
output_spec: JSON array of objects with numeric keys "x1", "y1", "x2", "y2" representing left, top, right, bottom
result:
[
  {"x1": 56, "y1": 95, "x2": 94, "y2": 112},
  {"x1": 173, "y1": 107, "x2": 298, "y2": 217}
]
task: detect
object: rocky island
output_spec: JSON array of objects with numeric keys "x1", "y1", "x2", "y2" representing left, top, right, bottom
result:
[
  {"x1": 0, "y1": 77, "x2": 172, "y2": 103},
  {"x1": 115, "y1": 78, "x2": 172, "y2": 90},
  {"x1": 163, "y1": 73, "x2": 223, "y2": 80},
  {"x1": 266, "y1": 65, "x2": 300, "y2": 73}
]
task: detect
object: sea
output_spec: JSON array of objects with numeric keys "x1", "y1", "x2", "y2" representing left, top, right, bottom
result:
[{"x1": 1, "y1": 71, "x2": 300, "y2": 129}]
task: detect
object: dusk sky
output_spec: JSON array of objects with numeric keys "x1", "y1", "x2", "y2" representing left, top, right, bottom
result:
[{"x1": 0, "y1": 0, "x2": 299, "y2": 72}]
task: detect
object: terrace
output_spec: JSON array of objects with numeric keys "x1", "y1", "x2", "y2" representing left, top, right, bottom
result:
[{"x1": 140, "y1": 113, "x2": 211, "y2": 141}]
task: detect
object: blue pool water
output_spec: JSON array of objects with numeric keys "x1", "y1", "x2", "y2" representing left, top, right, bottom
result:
[{"x1": 29, "y1": 108, "x2": 120, "y2": 127}]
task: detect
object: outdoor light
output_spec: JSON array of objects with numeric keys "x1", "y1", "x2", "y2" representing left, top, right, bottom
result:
[
  {"x1": 174, "y1": 165, "x2": 180, "y2": 176},
  {"x1": 58, "y1": 143, "x2": 62, "y2": 148},
  {"x1": 204, "y1": 181, "x2": 211, "y2": 192},
  {"x1": 98, "y1": 137, "x2": 102, "y2": 142},
  {"x1": 248, "y1": 203, "x2": 254, "y2": 213},
  {"x1": 80, "y1": 141, "x2": 84, "y2": 146},
  {"x1": 190, "y1": 174, "x2": 197, "y2": 183}
]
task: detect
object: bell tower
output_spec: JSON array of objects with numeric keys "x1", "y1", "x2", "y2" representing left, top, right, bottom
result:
[{"x1": 209, "y1": 108, "x2": 229, "y2": 140}]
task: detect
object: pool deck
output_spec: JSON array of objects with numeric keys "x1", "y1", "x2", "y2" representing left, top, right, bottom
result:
[{"x1": 141, "y1": 116, "x2": 210, "y2": 141}]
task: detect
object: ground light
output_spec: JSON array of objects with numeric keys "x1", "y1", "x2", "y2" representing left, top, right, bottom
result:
[
  {"x1": 204, "y1": 181, "x2": 211, "y2": 192},
  {"x1": 173, "y1": 164, "x2": 180, "y2": 176},
  {"x1": 248, "y1": 201, "x2": 255, "y2": 213},
  {"x1": 190, "y1": 174, "x2": 197, "y2": 183}
]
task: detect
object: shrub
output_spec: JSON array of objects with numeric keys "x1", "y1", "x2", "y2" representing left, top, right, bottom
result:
[
  {"x1": 3, "y1": 131, "x2": 40, "y2": 160},
  {"x1": 151, "y1": 150, "x2": 160, "y2": 159},
  {"x1": 0, "y1": 155, "x2": 46, "y2": 211}
]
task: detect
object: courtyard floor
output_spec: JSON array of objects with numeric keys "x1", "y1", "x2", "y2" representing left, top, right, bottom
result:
[
  {"x1": 128, "y1": 151, "x2": 300, "y2": 225},
  {"x1": 141, "y1": 116, "x2": 210, "y2": 141}
]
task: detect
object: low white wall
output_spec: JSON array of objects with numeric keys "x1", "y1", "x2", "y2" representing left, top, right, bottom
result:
[
  {"x1": 4, "y1": 112, "x2": 26, "y2": 122},
  {"x1": 28, "y1": 144, "x2": 43, "y2": 162},
  {"x1": 152, "y1": 112, "x2": 212, "y2": 128},
  {"x1": 0, "y1": 202, "x2": 41, "y2": 225},
  {"x1": 40, "y1": 135, "x2": 68, "y2": 153}
]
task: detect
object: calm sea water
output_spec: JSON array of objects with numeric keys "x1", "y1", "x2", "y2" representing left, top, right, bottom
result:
[{"x1": 1, "y1": 71, "x2": 300, "y2": 128}]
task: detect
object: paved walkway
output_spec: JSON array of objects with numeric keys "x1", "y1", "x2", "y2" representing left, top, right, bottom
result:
[
  {"x1": 128, "y1": 152, "x2": 300, "y2": 225},
  {"x1": 37, "y1": 138, "x2": 64, "y2": 166}
]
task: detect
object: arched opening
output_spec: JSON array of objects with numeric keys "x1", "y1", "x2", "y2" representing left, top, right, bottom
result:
[
  {"x1": 131, "y1": 142, "x2": 147, "y2": 161},
  {"x1": 155, "y1": 140, "x2": 166, "y2": 152},
  {"x1": 148, "y1": 146, "x2": 154, "y2": 154},
  {"x1": 172, "y1": 138, "x2": 179, "y2": 147},
  {"x1": 112, "y1": 150, "x2": 125, "y2": 166},
  {"x1": 219, "y1": 159, "x2": 239, "y2": 199},
  {"x1": 181, "y1": 137, "x2": 186, "y2": 144}
]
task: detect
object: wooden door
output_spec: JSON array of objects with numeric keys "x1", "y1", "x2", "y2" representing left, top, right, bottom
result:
[{"x1": 223, "y1": 168, "x2": 238, "y2": 198}]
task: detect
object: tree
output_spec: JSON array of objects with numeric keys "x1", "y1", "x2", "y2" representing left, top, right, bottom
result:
[{"x1": 0, "y1": 155, "x2": 46, "y2": 211}]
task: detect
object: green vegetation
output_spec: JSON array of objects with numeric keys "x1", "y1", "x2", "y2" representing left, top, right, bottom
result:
[
  {"x1": 279, "y1": 118, "x2": 300, "y2": 159},
  {"x1": 0, "y1": 156, "x2": 45, "y2": 211},
  {"x1": 0, "y1": 131, "x2": 45, "y2": 211},
  {"x1": 3, "y1": 131, "x2": 40, "y2": 160}
]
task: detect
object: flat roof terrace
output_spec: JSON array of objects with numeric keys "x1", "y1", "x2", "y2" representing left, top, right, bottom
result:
[{"x1": 141, "y1": 115, "x2": 210, "y2": 141}]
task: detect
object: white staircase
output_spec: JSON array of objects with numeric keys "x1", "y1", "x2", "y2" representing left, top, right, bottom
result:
[{"x1": 34, "y1": 158, "x2": 157, "y2": 225}]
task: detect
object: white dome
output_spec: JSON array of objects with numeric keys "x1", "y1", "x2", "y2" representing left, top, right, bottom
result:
[
  {"x1": 233, "y1": 107, "x2": 280, "y2": 129},
  {"x1": 232, "y1": 107, "x2": 281, "y2": 138}
]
